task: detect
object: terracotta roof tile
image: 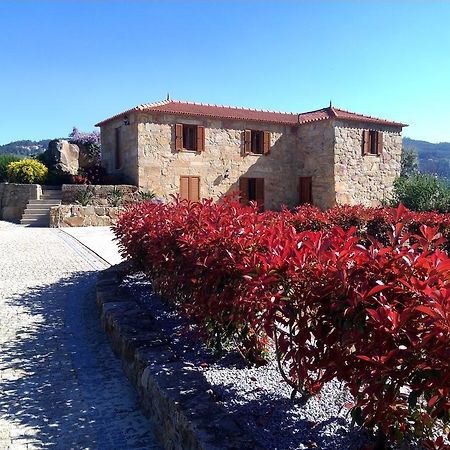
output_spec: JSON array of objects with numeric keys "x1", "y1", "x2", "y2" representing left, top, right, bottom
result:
[{"x1": 95, "y1": 100, "x2": 407, "y2": 128}]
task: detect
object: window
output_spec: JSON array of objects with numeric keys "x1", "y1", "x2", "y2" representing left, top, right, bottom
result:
[
  {"x1": 243, "y1": 130, "x2": 271, "y2": 155},
  {"x1": 299, "y1": 176, "x2": 312, "y2": 205},
  {"x1": 175, "y1": 124, "x2": 205, "y2": 152},
  {"x1": 180, "y1": 176, "x2": 200, "y2": 202},
  {"x1": 114, "y1": 127, "x2": 122, "y2": 170},
  {"x1": 239, "y1": 177, "x2": 264, "y2": 210},
  {"x1": 362, "y1": 130, "x2": 383, "y2": 156}
]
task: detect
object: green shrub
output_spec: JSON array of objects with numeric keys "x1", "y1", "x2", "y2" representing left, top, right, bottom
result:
[
  {"x1": 138, "y1": 190, "x2": 156, "y2": 202},
  {"x1": 389, "y1": 174, "x2": 450, "y2": 213},
  {"x1": 7, "y1": 159, "x2": 48, "y2": 184},
  {"x1": 75, "y1": 188, "x2": 94, "y2": 206},
  {"x1": 108, "y1": 187, "x2": 124, "y2": 207},
  {"x1": 0, "y1": 154, "x2": 23, "y2": 182}
]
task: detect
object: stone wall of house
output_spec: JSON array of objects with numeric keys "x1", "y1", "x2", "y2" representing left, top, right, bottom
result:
[
  {"x1": 49, "y1": 205, "x2": 120, "y2": 227},
  {"x1": 0, "y1": 183, "x2": 41, "y2": 221},
  {"x1": 295, "y1": 121, "x2": 336, "y2": 209},
  {"x1": 99, "y1": 112, "x2": 404, "y2": 211},
  {"x1": 100, "y1": 115, "x2": 139, "y2": 185},
  {"x1": 333, "y1": 121, "x2": 402, "y2": 206},
  {"x1": 136, "y1": 113, "x2": 300, "y2": 210}
]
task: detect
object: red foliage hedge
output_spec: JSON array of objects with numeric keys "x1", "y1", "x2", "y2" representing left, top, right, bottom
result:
[{"x1": 114, "y1": 198, "x2": 450, "y2": 448}]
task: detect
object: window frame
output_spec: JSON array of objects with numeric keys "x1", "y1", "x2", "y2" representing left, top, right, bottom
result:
[
  {"x1": 363, "y1": 130, "x2": 383, "y2": 157},
  {"x1": 182, "y1": 125, "x2": 198, "y2": 151},
  {"x1": 175, "y1": 123, "x2": 205, "y2": 152},
  {"x1": 250, "y1": 130, "x2": 264, "y2": 155},
  {"x1": 239, "y1": 177, "x2": 265, "y2": 211}
]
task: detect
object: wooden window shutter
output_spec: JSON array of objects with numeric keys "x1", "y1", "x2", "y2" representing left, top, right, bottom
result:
[
  {"x1": 362, "y1": 130, "x2": 370, "y2": 155},
  {"x1": 114, "y1": 127, "x2": 122, "y2": 170},
  {"x1": 239, "y1": 177, "x2": 249, "y2": 204},
  {"x1": 244, "y1": 130, "x2": 251, "y2": 155},
  {"x1": 190, "y1": 177, "x2": 200, "y2": 202},
  {"x1": 299, "y1": 176, "x2": 312, "y2": 205},
  {"x1": 377, "y1": 131, "x2": 384, "y2": 155},
  {"x1": 263, "y1": 132, "x2": 271, "y2": 155},
  {"x1": 255, "y1": 178, "x2": 265, "y2": 210},
  {"x1": 175, "y1": 124, "x2": 183, "y2": 151},
  {"x1": 180, "y1": 176, "x2": 189, "y2": 200},
  {"x1": 196, "y1": 126, "x2": 205, "y2": 152}
]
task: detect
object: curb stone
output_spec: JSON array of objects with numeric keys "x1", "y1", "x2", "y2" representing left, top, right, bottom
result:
[{"x1": 97, "y1": 263, "x2": 265, "y2": 450}]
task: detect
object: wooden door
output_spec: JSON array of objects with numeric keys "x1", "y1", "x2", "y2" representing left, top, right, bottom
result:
[{"x1": 299, "y1": 176, "x2": 312, "y2": 205}]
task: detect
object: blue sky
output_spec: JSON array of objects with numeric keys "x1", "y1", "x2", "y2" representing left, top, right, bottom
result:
[{"x1": 1, "y1": 1, "x2": 449, "y2": 144}]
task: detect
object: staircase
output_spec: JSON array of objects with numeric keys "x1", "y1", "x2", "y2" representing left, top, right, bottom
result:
[{"x1": 21, "y1": 187, "x2": 62, "y2": 227}]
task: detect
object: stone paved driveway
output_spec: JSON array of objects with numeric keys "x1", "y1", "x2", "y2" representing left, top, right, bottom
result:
[{"x1": 0, "y1": 222, "x2": 161, "y2": 450}]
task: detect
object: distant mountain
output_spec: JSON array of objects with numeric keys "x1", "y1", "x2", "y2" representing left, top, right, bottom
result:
[
  {"x1": 0, "y1": 139, "x2": 51, "y2": 156},
  {"x1": 403, "y1": 137, "x2": 450, "y2": 179}
]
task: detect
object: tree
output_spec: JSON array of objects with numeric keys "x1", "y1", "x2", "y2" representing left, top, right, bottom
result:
[
  {"x1": 390, "y1": 173, "x2": 450, "y2": 212},
  {"x1": 400, "y1": 145, "x2": 419, "y2": 177}
]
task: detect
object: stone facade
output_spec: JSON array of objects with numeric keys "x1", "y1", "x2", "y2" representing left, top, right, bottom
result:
[
  {"x1": 98, "y1": 103, "x2": 404, "y2": 210},
  {"x1": 0, "y1": 183, "x2": 41, "y2": 221},
  {"x1": 49, "y1": 205, "x2": 120, "y2": 227},
  {"x1": 334, "y1": 121, "x2": 402, "y2": 206}
]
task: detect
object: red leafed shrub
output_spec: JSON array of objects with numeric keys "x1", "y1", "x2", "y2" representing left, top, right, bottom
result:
[{"x1": 114, "y1": 197, "x2": 450, "y2": 448}]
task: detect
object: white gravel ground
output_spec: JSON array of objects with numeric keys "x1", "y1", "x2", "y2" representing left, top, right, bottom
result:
[{"x1": 127, "y1": 273, "x2": 375, "y2": 450}]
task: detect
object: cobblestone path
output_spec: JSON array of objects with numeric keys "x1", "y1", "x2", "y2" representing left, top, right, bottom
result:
[{"x1": 0, "y1": 222, "x2": 160, "y2": 450}]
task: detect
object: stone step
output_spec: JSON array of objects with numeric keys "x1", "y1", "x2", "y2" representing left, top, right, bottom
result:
[
  {"x1": 21, "y1": 218, "x2": 50, "y2": 226},
  {"x1": 41, "y1": 185, "x2": 62, "y2": 191},
  {"x1": 41, "y1": 193, "x2": 62, "y2": 199},
  {"x1": 22, "y1": 212, "x2": 49, "y2": 218},
  {"x1": 24, "y1": 205, "x2": 50, "y2": 214},
  {"x1": 28, "y1": 200, "x2": 61, "y2": 206}
]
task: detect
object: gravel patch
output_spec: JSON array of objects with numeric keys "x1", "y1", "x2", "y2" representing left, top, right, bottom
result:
[{"x1": 125, "y1": 273, "x2": 375, "y2": 450}]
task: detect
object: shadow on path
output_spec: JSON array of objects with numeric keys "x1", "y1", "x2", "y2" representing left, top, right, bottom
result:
[{"x1": 0, "y1": 272, "x2": 160, "y2": 450}]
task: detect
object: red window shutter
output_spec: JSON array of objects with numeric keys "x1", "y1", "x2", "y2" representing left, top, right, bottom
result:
[
  {"x1": 299, "y1": 177, "x2": 312, "y2": 205},
  {"x1": 255, "y1": 178, "x2": 265, "y2": 210},
  {"x1": 189, "y1": 177, "x2": 200, "y2": 202},
  {"x1": 244, "y1": 130, "x2": 251, "y2": 155},
  {"x1": 362, "y1": 130, "x2": 370, "y2": 155},
  {"x1": 196, "y1": 126, "x2": 205, "y2": 152},
  {"x1": 180, "y1": 176, "x2": 189, "y2": 200},
  {"x1": 377, "y1": 131, "x2": 383, "y2": 155},
  {"x1": 239, "y1": 177, "x2": 249, "y2": 204},
  {"x1": 175, "y1": 124, "x2": 183, "y2": 151},
  {"x1": 263, "y1": 132, "x2": 271, "y2": 155}
]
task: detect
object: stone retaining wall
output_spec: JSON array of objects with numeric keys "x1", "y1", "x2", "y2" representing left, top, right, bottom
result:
[
  {"x1": 61, "y1": 184, "x2": 138, "y2": 205},
  {"x1": 97, "y1": 264, "x2": 263, "y2": 450},
  {"x1": 49, "y1": 205, "x2": 120, "y2": 227},
  {"x1": 0, "y1": 183, "x2": 41, "y2": 221}
]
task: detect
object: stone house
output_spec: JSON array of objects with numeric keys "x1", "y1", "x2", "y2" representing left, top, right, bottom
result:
[{"x1": 95, "y1": 99, "x2": 406, "y2": 210}]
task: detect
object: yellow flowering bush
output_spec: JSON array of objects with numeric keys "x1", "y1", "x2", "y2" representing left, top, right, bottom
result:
[{"x1": 7, "y1": 159, "x2": 48, "y2": 184}]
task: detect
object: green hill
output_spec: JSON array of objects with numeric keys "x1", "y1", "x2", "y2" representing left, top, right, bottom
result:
[
  {"x1": 403, "y1": 137, "x2": 450, "y2": 179},
  {"x1": 0, "y1": 139, "x2": 51, "y2": 156}
]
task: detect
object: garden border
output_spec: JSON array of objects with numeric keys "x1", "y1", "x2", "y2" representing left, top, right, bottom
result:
[{"x1": 96, "y1": 263, "x2": 264, "y2": 450}]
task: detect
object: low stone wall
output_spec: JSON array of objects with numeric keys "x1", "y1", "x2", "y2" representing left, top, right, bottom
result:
[
  {"x1": 0, "y1": 183, "x2": 41, "y2": 222},
  {"x1": 49, "y1": 205, "x2": 120, "y2": 227},
  {"x1": 61, "y1": 184, "x2": 138, "y2": 205},
  {"x1": 97, "y1": 264, "x2": 263, "y2": 450}
]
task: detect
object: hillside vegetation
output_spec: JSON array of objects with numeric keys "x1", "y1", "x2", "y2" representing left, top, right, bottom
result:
[{"x1": 404, "y1": 137, "x2": 450, "y2": 179}]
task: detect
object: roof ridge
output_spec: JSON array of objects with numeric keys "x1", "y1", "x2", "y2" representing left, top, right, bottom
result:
[
  {"x1": 159, "y1": 99, "x2": 299, "y2": 116},
  {"x1": 331, "y1": 106, "x2": 405, "y2": 125},
  {"x1": 135, "y1": 98, "x2": 171, "y2": 111}
]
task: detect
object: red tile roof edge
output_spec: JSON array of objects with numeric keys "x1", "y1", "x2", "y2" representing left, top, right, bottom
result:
[{"x1": 94, "y1": 99, "x2": 407, "y2": 128}]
